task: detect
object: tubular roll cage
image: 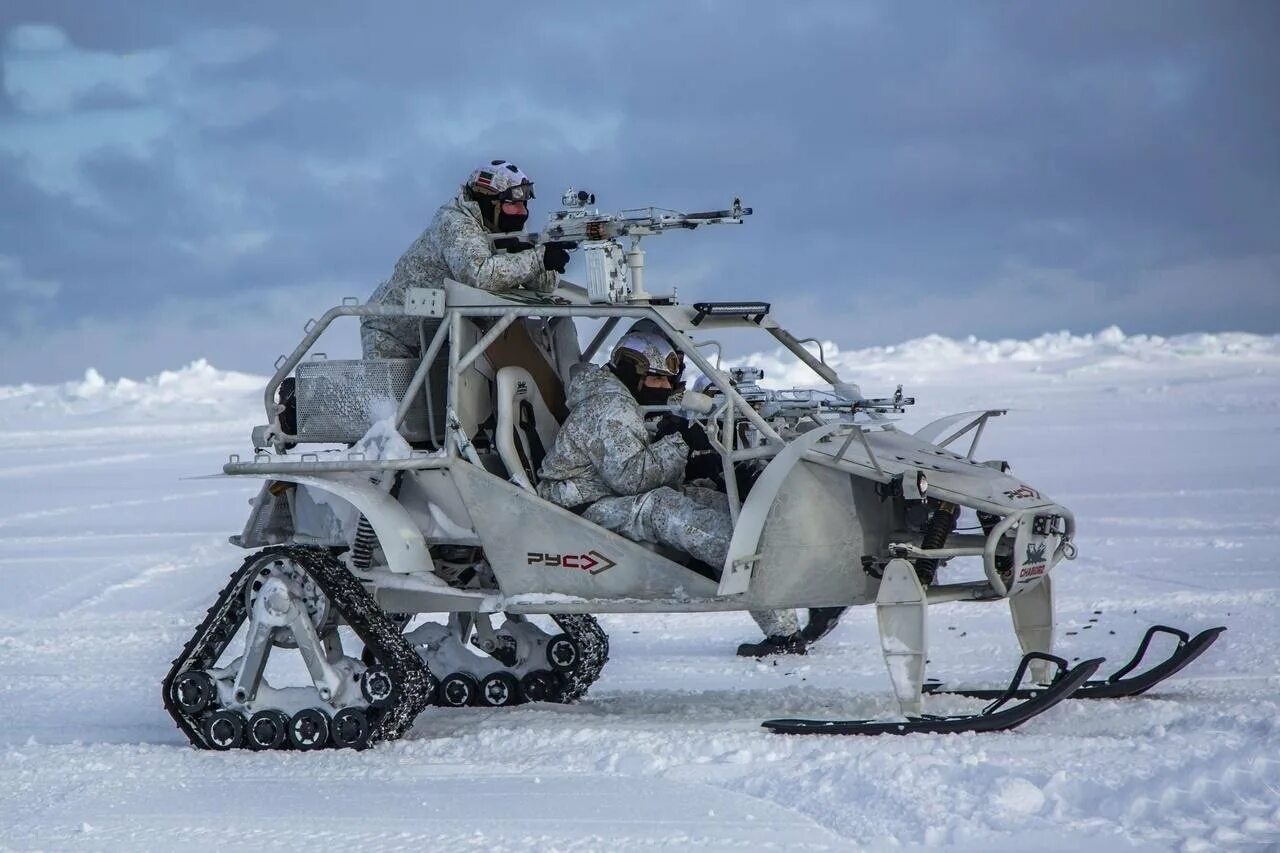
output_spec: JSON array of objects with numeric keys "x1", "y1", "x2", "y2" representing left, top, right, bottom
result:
[{"x1": 227, "y1": 292, "x2": 1074, "y2": 602}]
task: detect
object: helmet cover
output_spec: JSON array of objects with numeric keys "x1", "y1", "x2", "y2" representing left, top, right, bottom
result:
[
  {"x1": 467, "y1": 160, "x2": 534, "y2": 200},
  {"x1": 610, "y1": 327, "x2": 684, "y2": 379}
]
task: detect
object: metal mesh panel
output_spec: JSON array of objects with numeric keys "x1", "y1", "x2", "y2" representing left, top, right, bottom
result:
[{"x1": 294, "y1": 354, "x2": 447, "y2": 444}]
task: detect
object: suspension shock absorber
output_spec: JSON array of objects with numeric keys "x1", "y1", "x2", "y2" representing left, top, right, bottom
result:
[
  {"x1": 351, "y1": 516, "x2": 377, "y2": 569},
  {"x1": 351, "y1": 473, "x2": 399, "y2": 570},
  {"x1": 914, "y1": 501, "x2": 959, "y2": 585}
]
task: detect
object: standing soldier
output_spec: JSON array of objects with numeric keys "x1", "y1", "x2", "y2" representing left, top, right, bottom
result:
[{"x1": 361, "y1": 160, "x2": 573, "y2": 361}]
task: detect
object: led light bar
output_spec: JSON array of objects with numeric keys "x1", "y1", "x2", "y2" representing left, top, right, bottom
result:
[{"x1": 691, "y1": 301, "x2": 771, "y2": 326}]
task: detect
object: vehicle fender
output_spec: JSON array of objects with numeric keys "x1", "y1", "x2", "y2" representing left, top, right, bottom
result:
[
  {"x1": 225, "y1": 473, "x2": 431, "y2": 575},
  {"x1": 719, "y1": 422, "x2": 844, "y2": 596}
]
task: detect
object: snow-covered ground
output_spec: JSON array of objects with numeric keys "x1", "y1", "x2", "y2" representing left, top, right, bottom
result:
[{"x1": 1, "y1": 329, "x2": 1278, "y2": 851}]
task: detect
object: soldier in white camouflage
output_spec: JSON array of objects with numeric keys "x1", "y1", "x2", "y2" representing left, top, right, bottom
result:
[
  {"x1": 361, "y1": 160, "x2": 573, "y2": 359},
  {"x1": 536, "y1": 322, "x2": 805, "y2": 653}
]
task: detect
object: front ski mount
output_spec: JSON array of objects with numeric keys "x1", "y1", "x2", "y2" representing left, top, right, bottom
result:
[
  {"x1": 924, "y1": 624, "x2": 1226, "y2": 701},
  {"x1": 763, "y1": 652, "x2": 1103, "y2": 736}
]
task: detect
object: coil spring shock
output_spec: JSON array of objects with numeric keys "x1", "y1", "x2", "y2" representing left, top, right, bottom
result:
[
  {"x1": 914, "y1": 501, "x2": 958, "y2": 585},
  {"x1": 352, "y1": 515, "x2": 377, "y2": 569}
]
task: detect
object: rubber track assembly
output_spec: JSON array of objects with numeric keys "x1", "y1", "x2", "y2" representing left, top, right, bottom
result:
[
  {"x1": 164, "y1": 547, "x2": 611, "y2": 749},
  {"x1": 163, "y1": 546, "x2": 434, "y2": 750}
]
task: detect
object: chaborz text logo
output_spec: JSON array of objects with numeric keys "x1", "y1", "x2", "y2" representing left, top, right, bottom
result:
[
  {"x1": 1003, "y1": 485, "x2": 1041, "y2": 501},
  {"x1": 1019, "y1": 541, "x2": 1048, "y2": 579},
  {"x1": 528, "y1": 550, "x2": 617, "y2": 575}
]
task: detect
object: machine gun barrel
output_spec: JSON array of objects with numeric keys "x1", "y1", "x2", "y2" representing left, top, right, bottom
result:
[
  {"x1": 684, "y1": 205, "x2": 754, "y2": 221},
  {"x1": 488, "y1": 196, "x2": 752, "y2": 250}
]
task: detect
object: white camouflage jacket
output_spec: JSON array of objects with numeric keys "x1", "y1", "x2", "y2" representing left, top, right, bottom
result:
[
  {"x1": 537, "y1": 364, "x2": 690, "y2": 508},
  {"x1": 362, "y1": 192, "x2": 558, "y2": 358}
]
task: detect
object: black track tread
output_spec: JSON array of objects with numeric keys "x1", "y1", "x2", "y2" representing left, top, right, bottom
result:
[
  {"x1": 162, "y1": 546, "x2": 436, "y2": 750},
  {"x1": 301, "y1": 549, "x2": 436, "y2": 744},
  {"x1": 763, "y1": 657, "x2": 1103, "y2": 736},
  {"x1": 550, "y1": 614, "x2": 609, "y2": 702},
  {"x1": 162, "y1": 549, "x2": 261, "y2": 749}
]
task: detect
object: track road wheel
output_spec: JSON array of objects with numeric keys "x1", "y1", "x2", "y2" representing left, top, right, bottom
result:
[
  {"x1": 204, "y1": 709, "x2": 246, "y2": 750},
  {"x1": 172, "y1": 670, "x2": 216, "y2": 715},
  {"x1": 438, "y1": 672, "x2": 479, "y2": 707},
  {"x1": 247, "y1": 710, "x2": 289, "y2": 750},
  {"x1": 289, "y1": 708, "x2": 331, "y2": 750},
  {"x1": 479, "y1": 671, "x2": 520, "y2": 707},
  {"x1": 519, "y1": 670, "x2": 560, "y2": 703},
  {"x1": 331, "y1": 708, "x2": 370, "y2": 750},
  {"x1": 360, "y1": 666, "x2": 396, "y2": 709},
  {"x1": 545, "y1": 634, "x2": 579, "y2": 672}
]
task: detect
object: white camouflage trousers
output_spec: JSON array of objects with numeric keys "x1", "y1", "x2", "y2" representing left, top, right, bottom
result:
[{"x1": 583, "y1": 485, "x2": 800, "y2": 639}]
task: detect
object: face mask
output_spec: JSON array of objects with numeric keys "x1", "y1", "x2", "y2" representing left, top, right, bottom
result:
[
  {"x1": 635, "y1": 382, "x2": 672, "y2": 407},
  {"x1": 496, "y1": 210, "x2": 528, "y2": 233}
]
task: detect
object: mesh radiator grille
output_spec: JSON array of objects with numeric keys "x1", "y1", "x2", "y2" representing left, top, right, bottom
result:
[{"x1": 294, "y1": 355, "x2": 446, "y2": 444}]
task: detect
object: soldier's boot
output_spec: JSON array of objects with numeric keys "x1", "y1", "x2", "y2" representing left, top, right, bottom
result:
[
  {"x1": 736, "y1": 632, "x2": 807, "y2": 658},
  {"x1": 801, "y1": 607, "x2": 848, "y2": 644}
]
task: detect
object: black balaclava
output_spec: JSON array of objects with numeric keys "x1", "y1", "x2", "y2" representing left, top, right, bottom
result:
[
  {"x1": 609, "y1": 362, "x2": 673, "y2": 407},
  {"x1": 496, "y1": 207, "x2": 528, "y2": 234},
  {"x1": 474, "y1": 196, "x2": 528, "y2": 234},
  {"x1": 635, "y1": 383, "x2": 673, "y2": 407}
]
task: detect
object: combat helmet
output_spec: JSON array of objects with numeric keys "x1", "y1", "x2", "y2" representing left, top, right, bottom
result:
[{"x1": 465, "y1": 160, "x2": 535, "y2": 232}]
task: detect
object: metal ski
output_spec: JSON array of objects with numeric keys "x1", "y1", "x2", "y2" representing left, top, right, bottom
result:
[
  {"x1": 762, "y1": 653, "x2": 1103, "y2": 736},
  {"x1": 924, "y1": 625, "x2": 1225, "y2": 701}
]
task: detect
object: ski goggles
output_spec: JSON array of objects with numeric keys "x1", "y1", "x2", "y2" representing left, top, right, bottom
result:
[
  {"x1": 498, "y1": 182, "x2": 535, "y2": 202},
  {"x1": 649, "y1": 351, "x2": 684, "y2": 378}
]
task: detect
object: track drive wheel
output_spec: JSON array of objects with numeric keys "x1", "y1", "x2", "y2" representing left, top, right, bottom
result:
[
  {"x1": 360, "y1": 666, "x2": 397, "y2": 709},
  {"x1": 331, "y1": 708, "x2": 371, "y2": 750},
  {"x1": 289, "y1": 708, "x2": 331, "y2": 750},
  {"x1": 479, "y1": 671, "x2": 520, "y2": 707},
  {"x1": 172, "y1": 671, "x2": 216, "y2": 715},
  {"x1": 204, "y1": 709, "x2": 246, "y2": 750},
  {"x1": 247, "y1": 710, "x2": 290, "y2": 750},
  {"x1": 545, "y1": 633, "x2": 579, "y2": 672},
  {"x1": 439, "y1": 672, "x2": 479, "y2": 707},
  {"x1": 519, "y1": 670, "x2": 560, "y2": 703}
]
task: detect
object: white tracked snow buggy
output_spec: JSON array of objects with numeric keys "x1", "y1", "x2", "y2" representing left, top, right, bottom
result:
[{"x1": 164, "y1": 192, "x2": 1223, "y2": 750}]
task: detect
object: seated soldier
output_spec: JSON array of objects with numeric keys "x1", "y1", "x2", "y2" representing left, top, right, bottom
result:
[{"x1": 536, "y1": 320, "x2": 806, "y2": 655}]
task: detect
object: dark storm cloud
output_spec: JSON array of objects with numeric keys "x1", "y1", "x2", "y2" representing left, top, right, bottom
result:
[{"x1": 0, "y1": 1, "x2": 1276, "y2": 382}]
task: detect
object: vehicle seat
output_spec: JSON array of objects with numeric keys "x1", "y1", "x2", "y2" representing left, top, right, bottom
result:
[{"x1": 494, "y1": 366, "x2": 561, "y2": 491}]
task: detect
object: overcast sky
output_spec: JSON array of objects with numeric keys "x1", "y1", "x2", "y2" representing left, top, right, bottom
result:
[{"x1": 1, "y1": 2, "x2": 1276, "y2": 383}]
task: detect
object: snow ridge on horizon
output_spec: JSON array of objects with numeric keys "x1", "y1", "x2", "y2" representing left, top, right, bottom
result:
[{"x1": 1, "y1": 328, "x2": 1276, "y2": 420}]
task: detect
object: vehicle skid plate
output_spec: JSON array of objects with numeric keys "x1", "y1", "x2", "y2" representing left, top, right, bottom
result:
[
  {"x1": 924, "y1": 625, "x2": 1225, "y2": 701},
  {"x1": 762, "y1": 653, "x2": 1103, "y2": 736}
]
